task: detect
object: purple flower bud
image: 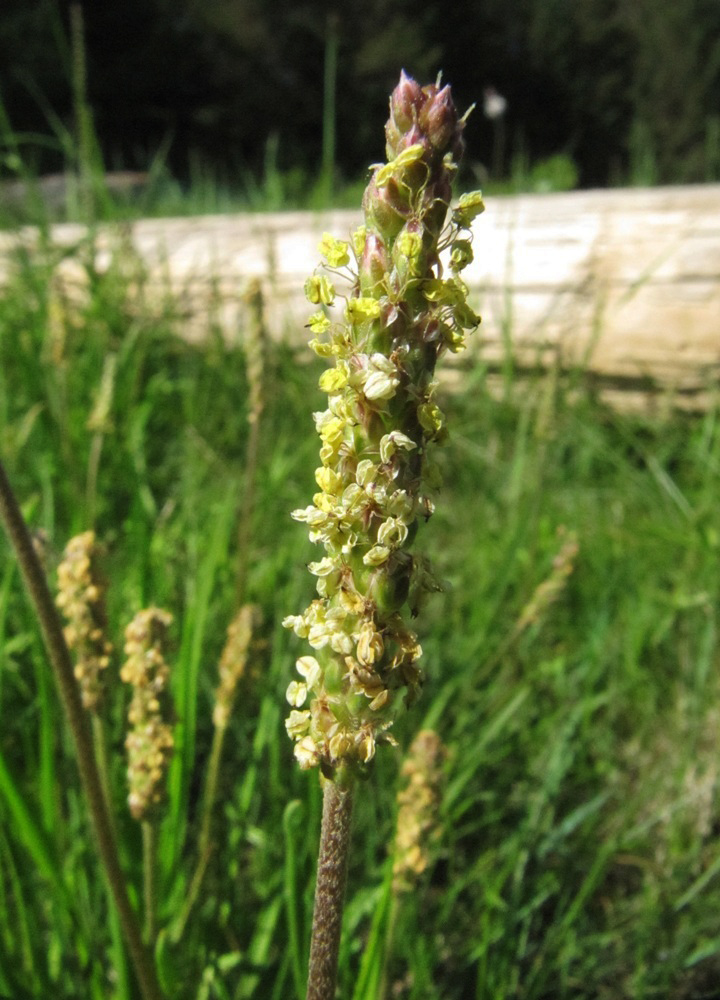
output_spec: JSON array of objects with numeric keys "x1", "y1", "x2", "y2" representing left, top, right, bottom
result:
[
  {"x1": 385, "y1": 121, "x2": 403, "y2": 159},
  {"x1": 362, "y1": 174, "x2": 408, "y2": 241},
  {"x1": 394, "y1": 125, "x2": 432, "y2": 157},
  {"x1": 360, "y1": 232, "x2": 390, "y2": 295},
  {"x1": 390, "y1": 70, "x2": 424, "y2": 133},
  {"x1": 418, "y1": 84, "x2": 459, "y2": 151}
]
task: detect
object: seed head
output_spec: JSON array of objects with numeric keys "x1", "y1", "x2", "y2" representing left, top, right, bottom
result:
[
  {"x1": 121, "y1": 608, "x2": 174, "y2": 821},
  {"x1": 241, "y1": 280, "x2": 266, "y2": 427},
  {"x1": 392, "y1": 730, "x2": 448, "y2": 893},
  {"x1": 387, "y1": 70, "x2": 424, "y2": 138},
  {"x1": 56, "y1": 531, "x2": 113, "y2": 712},
  {"x1": 213, "y1": 604, "x2": 259, "y2": 729},
  {"x1": 517, "y1": 529, "x2": 579, "y2": 631},
  {"x1": 419, "y1": 84, "x2": 460, "y2": 152}
]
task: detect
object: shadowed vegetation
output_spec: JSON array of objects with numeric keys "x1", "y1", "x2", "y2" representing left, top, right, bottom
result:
[{"x1": 0, "y1": 224, "x2": 719, "y2": 998}]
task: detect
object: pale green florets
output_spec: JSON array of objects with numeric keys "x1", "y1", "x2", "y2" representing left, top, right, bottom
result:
[
  {"x1": 56, "y1": 531, "x2": 113, "y2": 712},
  {"x1": 285, "y1": 72, "x2": 483, "y2": 776},
  {"x1": 121, "y1": 608, "x2": 174, "y2": 821}
]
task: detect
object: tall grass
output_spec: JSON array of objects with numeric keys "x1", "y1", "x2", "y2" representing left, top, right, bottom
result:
[{"x1": 0, "y1": 219, "x2": 719, "y2": 998}]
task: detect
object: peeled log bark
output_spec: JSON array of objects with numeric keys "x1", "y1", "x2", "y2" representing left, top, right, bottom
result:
[
  {"x1": 2, "y1": 184, "x2": 718, "y2": 406},
  {"x1": 471, "y1": 185, "x2": 720, "y2": 407}
]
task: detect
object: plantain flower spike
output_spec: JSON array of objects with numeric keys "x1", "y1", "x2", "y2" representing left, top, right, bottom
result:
[
  {"x1": 392, "y1": 730, "x2": 448, "y2": 893},
  {"x1": 213, "y1": 603, "x2": 260, "y2": 730},
  {"x1": 516, "y1": 529, "x2": 579, "y2": 631},
  {"x1": 56, "y1": 530, "x2": 113, "y2": 711},
  {"x1": 121, "y1": 608, "x2": 175, "y2": 821},
  {"x1": 284, "y1": 72, "x2": 483, "y2": 775},
  {"x1": 241, "y1": 279, "x2": 267, "y2": 427}
]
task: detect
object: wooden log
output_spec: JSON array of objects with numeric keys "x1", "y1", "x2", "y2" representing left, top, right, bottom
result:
[
  {"x1": 471, "y1": 185, "x2": 720, "y2": 401},
  {"x1": 1, "y1": 184, "x2": 718, "y2": 405}
]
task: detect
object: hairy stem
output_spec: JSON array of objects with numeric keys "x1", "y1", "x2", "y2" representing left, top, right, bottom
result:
[
  {"x1": 307, "y1": 775, "x2": 355, "y2": 1000},
  {"x1": 0, "y1": 458, "x2": 165, "y2": 1000}
]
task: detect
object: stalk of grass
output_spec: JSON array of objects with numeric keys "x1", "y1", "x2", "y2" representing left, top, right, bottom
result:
[
  {"x1": 91, "y1": 711, "x2": 118, "y2": 840},
  {"x1": 0, "y1": 458, "x2": 165, "y2": 1000},
  {"x1": 319, "y1": 11, "x2": 339, "y2": 207},
  {"x1": 163, "y1": 487, "x2": 237, "y2": 876},
  {"x1": 170, "y1": 755, "x2": 217, "y2": 942},
  {"x1": 55, "y1": 529, "x2": 121, "y2": 867},
  {"x1": 121, "y1": 605, "x2": 174, "y2": 961},
  {"x1": 0, "y1": 698, "x2": 66, "y2": 897},
  {"x1": 236, "y1": 279, "x2": 266, "y2": 605},
  {"x1": 234, "y1": 894, "x2": 284, "y2": 998},
  {"x1": 85, "y1": 352, "x2": 118, "y2": 525},
  {"x1": 174, "y1": 602, "x2": 258, "y2": 942},
  {"x1": 69, "y1": 3, "x2": 93, "y2": 220},
  {"x1": 350, "y1": 861, "x2": 394, "y2": 1000},
  {"x1": 282, "y1": 799, "x2": 307, "y2": 999},
  {"x1": 31, "y1": 616, "x2": 58, "y2": 834},
  {"x1": 107, "y1": 897, "x2": 131, "y2": 1000},
  {"x1": 69, "y1": 3, "x2": 113, "y2": 223},
  {"x1": 0, "y1": 826, "x2": 39, "y2": 992}
]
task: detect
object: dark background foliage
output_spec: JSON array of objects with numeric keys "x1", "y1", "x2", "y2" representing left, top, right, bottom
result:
[{"x1": 1, "y1": 0, "x2": 719, "y2": 190}]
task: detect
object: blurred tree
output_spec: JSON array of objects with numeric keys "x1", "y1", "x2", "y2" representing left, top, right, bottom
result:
[
  {"x1": 617, "y1": 0, "x2": 720, "y2": 183},
  {"x1": 0, "y1": 0, "x2": 71, "y2": 175},
  {"x1": 0, "y1": 0, "x2": 719, "y2": 190},
  {"x1": 174, "y1": 0, "x2": 442, "y2": 177},
  {"x1": 520, "y1": 0, "x2": 720, "y2": 184},
  {"x1": 525, "y1": 0, "x2": 637, "y2": 186},
  {"x1": 434, "y1": 0, "x2": 635, "y2": 186}
]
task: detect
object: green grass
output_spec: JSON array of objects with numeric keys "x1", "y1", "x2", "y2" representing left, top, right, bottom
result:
[{"x1": 1, "y1": 226, "x2": 720, "y2": 1000}]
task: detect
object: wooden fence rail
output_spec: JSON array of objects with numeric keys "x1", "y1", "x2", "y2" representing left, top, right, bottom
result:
[{"x1": 2, "y1": 184, "x2": 719, "y2": 407}]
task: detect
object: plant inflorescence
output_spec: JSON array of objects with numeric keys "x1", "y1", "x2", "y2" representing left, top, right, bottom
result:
[{"x1": 285, "y1": 72, "x2": 484, "y2": 781}]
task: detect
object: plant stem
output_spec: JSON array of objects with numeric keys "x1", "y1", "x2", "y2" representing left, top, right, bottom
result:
[
  {"x1": 236, "y1": 277, "x2": 266, "y2": 605},
  {"x1": 307, "y1": 775, "x2": 355, "y2": 1000},
  {"x1": 86, "y1": 430, "x2": 104, "y2": 525},
  {"x1": 172, "y1": 721, "x2": 225, "y2": 941},
  {"x1": 0, "y1": 458, "x2": 165, "y2": 1000},
  {"x1": 320, "y1": 11, "x2": 339, "y2": 205},
  {"x1": 142, "y1": 821, "x2": 156, "y2": 946},
  {"x1": 92, "y1": 712, "x2": 119, "y2": 843},
  {"x1": 70, "y1": 3, "x2": 94, "y2": 218},
  {"x1": 236, "y1": 414, "x2": 260, "y2": 605},
  {"x1": 378, "y1": 893, "x2": 399, "y2": 1000}
]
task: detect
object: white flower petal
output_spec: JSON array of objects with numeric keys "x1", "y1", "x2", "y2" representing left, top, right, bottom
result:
[
  {"x1": 296, "y1": 655, "x2": 321, "y2": 688},
  {"x1": 363, "y1": 544, "x2": 391, "y2": 566},
  {"x1": 286, "y1": 681, "x2": 308, "y2": 707},
  {"x1": 285, "y1": 709, "x2": 311, "y2": 738},
  {"x1": 363, "y1": 371, "x2": 399, "y2": 401}
]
